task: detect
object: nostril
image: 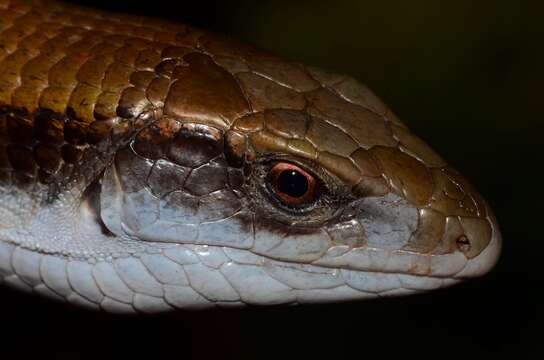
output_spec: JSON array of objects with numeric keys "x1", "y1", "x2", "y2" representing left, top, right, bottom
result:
[{"x1": 456, "y1": 235, "x2": 471, "y2": 253}]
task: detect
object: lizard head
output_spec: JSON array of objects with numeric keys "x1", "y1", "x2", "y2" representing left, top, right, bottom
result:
[
  {"x1": 0, "y1": 27, "x2": 500, "y2": 312},
  {"x1": 94, "y1": 48, "x2": 501, "y2": 309}
]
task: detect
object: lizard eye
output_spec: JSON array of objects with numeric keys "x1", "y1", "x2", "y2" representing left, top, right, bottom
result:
[{"x1": 268, "y1": 162, "x2": 318, "y2": 207}]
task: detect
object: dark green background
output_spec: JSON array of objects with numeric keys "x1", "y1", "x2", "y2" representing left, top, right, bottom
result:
[{"x1": 1, "y1": 1, "x2": 541, "y2": 359}]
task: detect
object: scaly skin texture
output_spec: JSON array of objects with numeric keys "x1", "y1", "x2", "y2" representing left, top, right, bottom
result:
[{"x1": 0, "y1": 0, "x2": 501, "y2": 313}]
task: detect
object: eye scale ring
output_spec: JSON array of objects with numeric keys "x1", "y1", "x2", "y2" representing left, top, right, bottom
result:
[{"x1": 269, "y1": 162, "x2": 318, "y2": 206}]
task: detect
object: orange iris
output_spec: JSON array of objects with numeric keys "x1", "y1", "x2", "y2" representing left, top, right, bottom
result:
[{"x1": 269, "y1": 162, "x2": 317, "y2": 206}]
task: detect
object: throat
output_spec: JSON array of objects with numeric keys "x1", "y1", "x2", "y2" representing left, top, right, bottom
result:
[{"x1": 0, "y1": 178, "x2": 153, "y2": 261}]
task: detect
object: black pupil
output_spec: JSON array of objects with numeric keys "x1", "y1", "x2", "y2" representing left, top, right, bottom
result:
[{"x1": 277, "y1": 170, "x2": 309, "y2": 198}]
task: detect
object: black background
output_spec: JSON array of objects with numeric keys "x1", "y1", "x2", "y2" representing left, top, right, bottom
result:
[{"x1": 1, "y1": 1, "x2": 542, "y2": 359}]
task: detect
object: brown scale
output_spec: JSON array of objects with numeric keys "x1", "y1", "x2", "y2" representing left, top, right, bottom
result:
[{"x1": 0, "y1": 0, "x2": 495, "y2": 258}]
